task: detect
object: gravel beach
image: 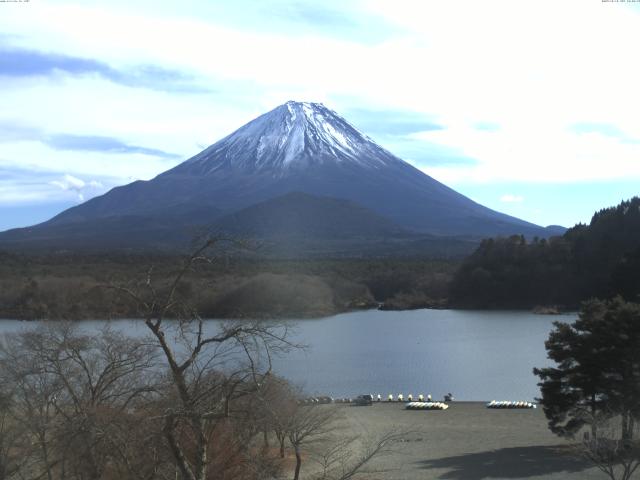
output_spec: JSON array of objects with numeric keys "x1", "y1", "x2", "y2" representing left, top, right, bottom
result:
[{"x1": 335, "y1": 401, "x2": 606, "y2": 480}]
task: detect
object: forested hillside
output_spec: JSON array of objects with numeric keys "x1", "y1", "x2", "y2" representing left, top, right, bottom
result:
[
  {"x1": 0, "y1": 253, "x2": 455, "y2": 320},
  {"x1": 450, "y1": 197, "x2": 640, "y2": 309}
]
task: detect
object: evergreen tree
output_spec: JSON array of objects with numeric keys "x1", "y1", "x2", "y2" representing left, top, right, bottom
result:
[
  {"x1": 451, "y1": 197, "x2": 640, "y2": 308},
  {"x1": 534, "y1": 298, "x2": 640, "y2": 441}
]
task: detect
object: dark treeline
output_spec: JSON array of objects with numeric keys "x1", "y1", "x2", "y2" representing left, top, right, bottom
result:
[
  {"x1": 0, "y1": 252, "x2": 456, "y2": 320},
  {"x1": 450, "y1": 197, "x2": 640, "y2": 309}
]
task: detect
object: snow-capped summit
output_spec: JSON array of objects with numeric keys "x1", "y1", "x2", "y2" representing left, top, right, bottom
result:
[{"x1": 174, "y1": 101, "x2": 403, "y2": 175}]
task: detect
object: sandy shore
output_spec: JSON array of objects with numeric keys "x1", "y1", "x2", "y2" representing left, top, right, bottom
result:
[{"x1": 333, "y1": 402, "x2": 605, "y2": 480}]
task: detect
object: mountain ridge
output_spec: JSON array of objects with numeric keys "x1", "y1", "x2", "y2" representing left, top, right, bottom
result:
[{"x1": 0, "y1": 101, "x2": 562, "y2": 253}]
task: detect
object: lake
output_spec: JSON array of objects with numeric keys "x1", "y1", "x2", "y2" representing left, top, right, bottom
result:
[{"x1": 0, "y1": 309, "x2": 575, "y2": 401}]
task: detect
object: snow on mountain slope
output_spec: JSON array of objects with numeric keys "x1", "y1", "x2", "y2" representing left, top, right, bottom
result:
[{"x1": 173, "y1": 101, "x2": 402, "y2": 175}]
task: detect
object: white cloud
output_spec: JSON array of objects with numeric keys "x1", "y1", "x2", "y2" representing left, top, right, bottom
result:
[
  {"x1": 0, "y1": 0, "x2": 639, "y2": 215},
  {"x1": 417, "y1": 125, "x2": 640, "y2": 185},
  {"x1": 500, "y1": 194, "x2": 524, "y2": 203},
  {"x1": 51, "y1": 174, "x2": 85, "y2": 190},
  {"x1": 49, "y1": 173, "x2": 104, "y2": 202}
]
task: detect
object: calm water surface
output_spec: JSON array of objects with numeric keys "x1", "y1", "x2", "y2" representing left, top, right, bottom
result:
[{"x1": 0, "y1": 309, "x2": 575, "y2": 401}]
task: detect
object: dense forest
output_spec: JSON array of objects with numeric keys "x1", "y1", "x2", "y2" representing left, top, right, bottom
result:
[
  {"x1": 0, "y1": 251, "x2": 456, "y2": 320},
  {"x1": 449, "y1": 197, "x2": 640, "y2": 309}
]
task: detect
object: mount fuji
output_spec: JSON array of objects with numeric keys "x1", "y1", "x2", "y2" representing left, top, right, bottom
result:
[{"x1": 0, "y1": 101, "x2": 562, "y2": 254}]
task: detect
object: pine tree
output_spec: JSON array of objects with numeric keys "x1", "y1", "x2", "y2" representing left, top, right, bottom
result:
[{"x1": 534, "y1": 298, "x2": 640, "y2": 441}]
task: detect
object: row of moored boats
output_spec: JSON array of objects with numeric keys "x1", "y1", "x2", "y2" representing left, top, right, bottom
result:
[
  {"x1": 406, "y1": 402, "x2": 449, "y2": 410},
  {"x1": 486, "y1": 400, "x2": 536, "y2": 409},
  {"x1": 383, "y1": 394, "x2": 437, "y2": 402},
  {"x1": 301, "y1": 397, "x2": 537, "y2": 409}
]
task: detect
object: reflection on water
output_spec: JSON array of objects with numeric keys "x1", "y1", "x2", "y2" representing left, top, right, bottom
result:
[{"x1": 0, "y1": 309, "x2": 575, "y2": 401}]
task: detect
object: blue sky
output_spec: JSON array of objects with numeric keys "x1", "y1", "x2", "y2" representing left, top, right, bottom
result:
[{"x1": 1, "y1": 0, "x2": 640, "y2": 231}]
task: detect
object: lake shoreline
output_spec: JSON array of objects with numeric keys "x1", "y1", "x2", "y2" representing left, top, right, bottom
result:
[{"x1": 0, "y1": 303, "x2": 578, "y2": 322}]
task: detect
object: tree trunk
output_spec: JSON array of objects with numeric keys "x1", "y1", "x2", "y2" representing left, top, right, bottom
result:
[
  {"x1": 39, "y1": 432, "x2": 54, "y2": 480},
  {"x1": 590, "y1": 393, "x2": 598, "y2": 442},
  {"x1": 83, "y1": 433, "x2": 103, "y2": 480},
  {"x1": 194, "y1": 418, "x2": 208, "y2": 480},
  {"x1": 293, "y1": 445, "x2": 302, "y2": 480},
  {"x1": 280, "y1": 437, "x2": 286, "y2": 458},
  {"x1": 621, "y1": 411, "x2": 630, "y2": 443},
  {"x1": 263, "y1": 428, "x2": 269, "y2": 448},
  {"x1": 164, "y1": 417, "x2": 196, "y2": 480}
]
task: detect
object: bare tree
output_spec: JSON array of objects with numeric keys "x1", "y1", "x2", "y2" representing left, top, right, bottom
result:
[
  {"x1": 1, "y1": 327, "x2": 68, "y2": 480},
  {"x1": 0, "y1": 323, "x2": 159, "y2": 480},
  {"x1": 284, "y1": 401, "x2": 411, "y2": 480},
  {"x1": 255, "y1": 375, "x2": 298, "y2": 458},
  {"x1": 581, "y1": 414, "x2": 640, "y2": 480},
  {"x1": 95, "y1": 399, "x2": 173, "y2": 480},
  {"x1": 109, "y1": 237, "x2": 297, "y2": 480},
  {"x1": 286, "y1": 404, "x2": 340, "y2": 480},
  {"x1": 311, "y1": 429, "x2": 409, "y2": 480},
  {"x1": 0, "y1": 389, "x2": 29, "y2": 480}
]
